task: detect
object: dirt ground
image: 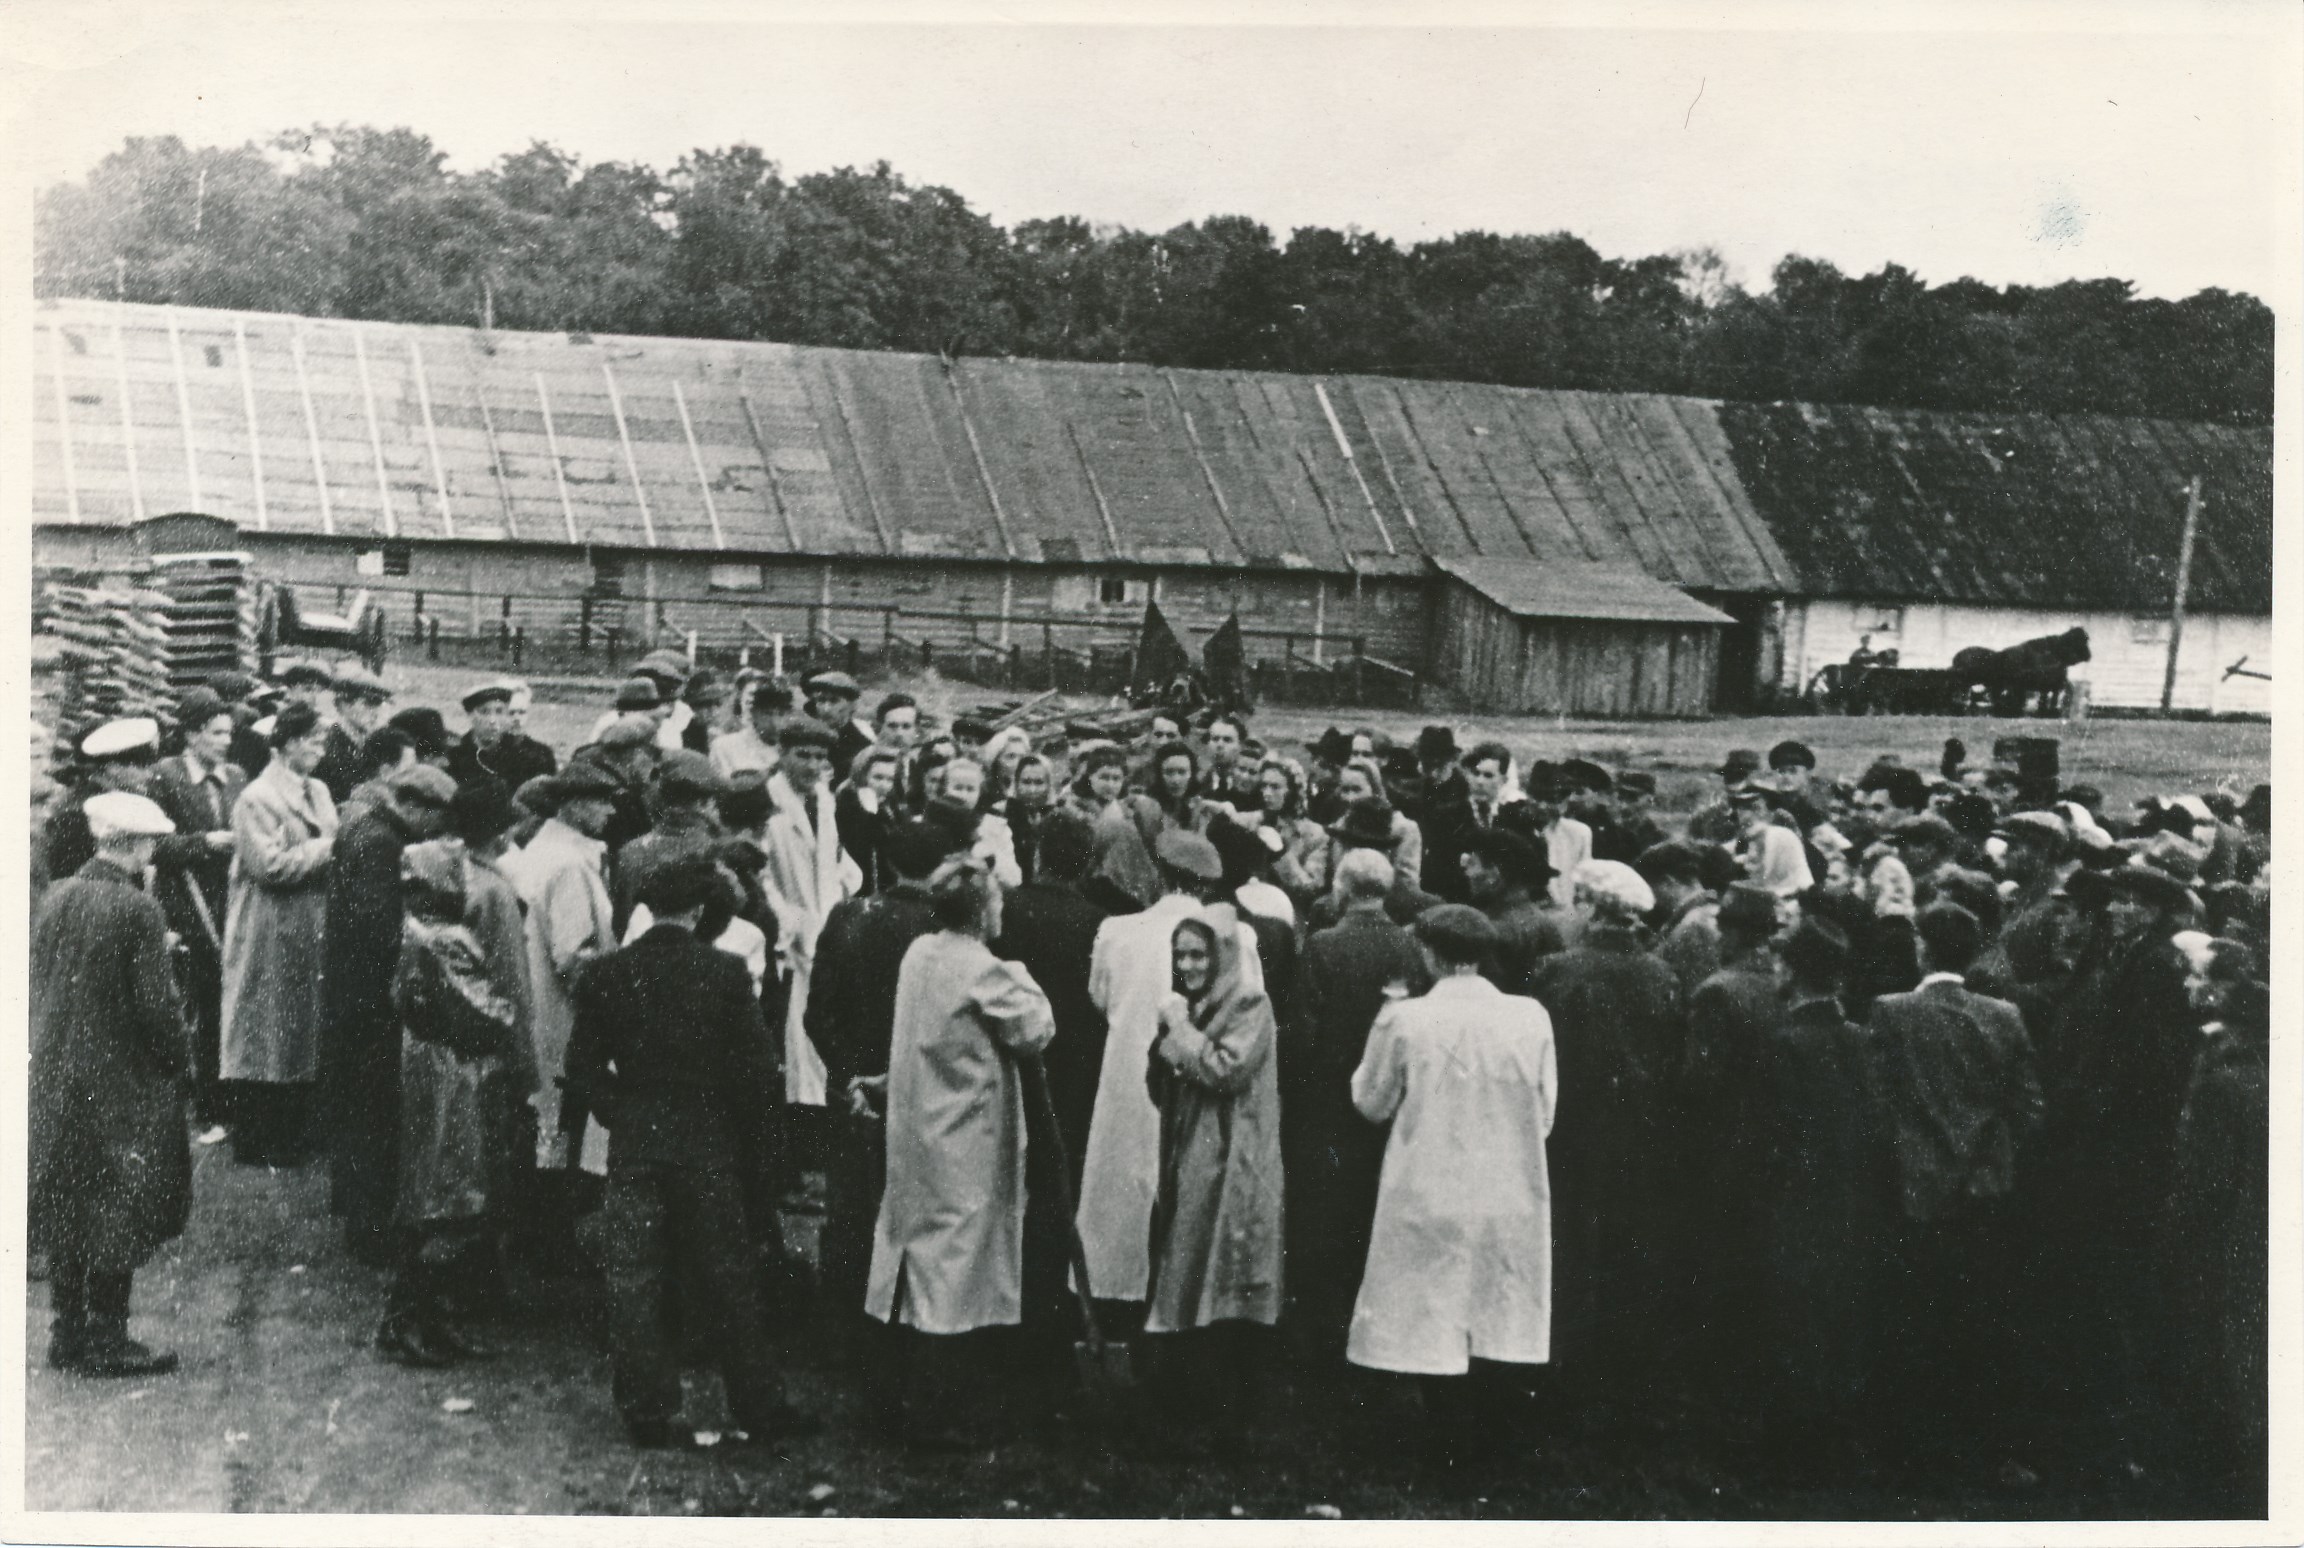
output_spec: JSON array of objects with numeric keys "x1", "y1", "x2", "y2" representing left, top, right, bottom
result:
[
  {"x1": 24, "y1": 1142, "x2": 2244, "y2": 1520},
  {"x1": 22, "y1": 662, "x2": 2268, "y2": 1520}
]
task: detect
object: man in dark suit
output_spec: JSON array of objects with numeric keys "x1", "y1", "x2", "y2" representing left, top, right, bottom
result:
[
  {"x1": 313, "y1": 665, "x2": 393, "y2": 806},
  {"x1": 1866, "y1": 902, "x2": 2044, "y2": 1472},
  {"x1": 1411, "y1": 726, "x2": 1476, "y2": 902},
  {"x1": 805, "y1": 819, "x2": 947, "y2": 1362},
  {"x1": 1288, "y1": 848, "x2": 1430, "y2": 1349},
  {"x1": 148, "y1": 690, "x2": 248, "y2": 1122},
  {"x1": 988, "y1": 809, "x2": 1113, "y2": 1401},
  {"x1": 566, "y1": 855, "x2": 815, "y2": 1449},
  {"x1": 1459, "y1": 828, "x2": 1563, "y2": 997}
]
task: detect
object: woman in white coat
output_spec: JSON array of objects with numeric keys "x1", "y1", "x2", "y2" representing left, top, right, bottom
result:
[
  {"x1": 1348, "y1": 903, "x2": 1557, "y2": 1465},
  {"x1": 218, "y1": 703, "x2": 338, "y2": 1166}
]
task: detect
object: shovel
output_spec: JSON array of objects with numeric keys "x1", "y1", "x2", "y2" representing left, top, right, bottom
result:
[{"x1": 1018, "y1": 1052, "x2": 1135, "y2": 1394}]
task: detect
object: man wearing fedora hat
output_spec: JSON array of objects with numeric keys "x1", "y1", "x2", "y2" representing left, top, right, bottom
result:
[
  {"x1": 1458, "y1": 828, "x2": 1563, "y2": 998},
  {"x1": 1409, "y1": 726, "x2": 1478, "y2": 904},
  {"x1": 1687, "y1": 749, "x2": 1764, "y2": 846}
]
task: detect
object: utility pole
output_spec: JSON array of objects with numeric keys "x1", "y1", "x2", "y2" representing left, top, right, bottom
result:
[{"x1": 2161, "y1": 474, "x2": 2203, "y2": 712}]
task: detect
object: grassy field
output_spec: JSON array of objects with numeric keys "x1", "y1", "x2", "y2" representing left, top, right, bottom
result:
[{"x1": 391, "y1": 660, "x2": 2269, "y2": 816}]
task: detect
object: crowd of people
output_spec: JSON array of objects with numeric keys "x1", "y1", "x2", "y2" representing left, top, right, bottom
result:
[{"x1": 28, "y1": 651, "x2": 2272, "y2": 1498}]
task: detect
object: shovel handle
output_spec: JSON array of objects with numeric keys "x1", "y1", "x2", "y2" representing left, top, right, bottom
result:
[{"x1": 1017, "y1": 1052, "x2": 1108, "y2": 1355}]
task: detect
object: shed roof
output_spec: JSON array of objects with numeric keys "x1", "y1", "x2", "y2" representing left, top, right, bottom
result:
[
  {"x1": 1435, "y1": 556, "x2": 1735, "y2": 625},
  {"x1": 1712, "y1": 400, "x2": 2272, "y2": 613}
]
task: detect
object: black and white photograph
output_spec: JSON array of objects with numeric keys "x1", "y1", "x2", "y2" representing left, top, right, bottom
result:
[{"x1": 6, "y1": 0, "x2": 2296, "y2": 1535}]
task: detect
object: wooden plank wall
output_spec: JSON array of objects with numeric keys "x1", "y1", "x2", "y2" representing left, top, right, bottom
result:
[{"x1": 1432, "y1": 578, "x2": 1718, "y2": 717}]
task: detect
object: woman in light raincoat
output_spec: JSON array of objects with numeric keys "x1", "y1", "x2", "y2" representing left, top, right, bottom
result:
[{"x1": 1144, "y1": 908, "x2": 1285, "y2": 1433}]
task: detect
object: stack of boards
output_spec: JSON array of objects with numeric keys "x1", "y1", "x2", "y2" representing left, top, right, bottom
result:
[{"x1": 33, "y1": 549, "x2": 256, "y2": 758}]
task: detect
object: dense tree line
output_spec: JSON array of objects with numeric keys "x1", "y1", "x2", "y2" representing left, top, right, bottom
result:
[{"x1": 36, "y1": 125, "x2": 2273, "y2": 425}]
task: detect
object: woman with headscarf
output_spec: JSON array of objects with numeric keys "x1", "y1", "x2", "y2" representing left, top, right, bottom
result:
[
  {"x1": 218, "y1": 702, "x2": 339, "y2": 1166},
  {"x1": 1144, "y1": 909, "x2": 1286, "y2": 1440},
  {"x1": 998, "y1": 752, "x2": 1056, "y2": 884},
  {"x1": 865, "y1": 855, "x2": 1057, "y2": 1446},
  {"x1": 377, "y1": 842, "x2": 524, "y2": 1367},
  {"x1": 1255, "y1": 754, "x2": 1330, "y2": 922}
]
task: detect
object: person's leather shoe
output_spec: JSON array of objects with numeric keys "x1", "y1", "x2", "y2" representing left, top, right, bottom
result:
[
  {"x1": 73, "y1": 1335, "x2": 180, "y2": 1378},
  {"x1": 375, "y1": 1316, "x2": 455, "y2": 1368}
]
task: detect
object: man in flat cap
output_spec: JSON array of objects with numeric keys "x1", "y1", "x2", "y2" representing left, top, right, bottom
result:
[
  {"x1": 588, "y1": 677, "x2": 667, "y2": 749},
  {"x1": 31, "y1": 790, "x2": 191, "y2": 1376},
  {"x1": 614, "y1": 751, "x2": 725, "y2": 936},
  {"x1": 276, "y1": 660, "x2": 335, "y2": 714},
  {"x1": 760, "y1": 720, "x2": 863, "y2": 1113},
  {"x1": 566, "y1": 854, "x2": 816, "y2": 1449},
  {"x1": 45, "y1": 718, "x2": 163, "y2": 883},
  {"x1": 1687, "y1": 749, "x2": 1764, "y2": 846},
  {"x1": 1969, "y1": 810, "x2": 2081, "y2": 1025},
  {"x1": 799, "y1": 672, "x2": 873, "y2": 786},
  {"x1": 315, "y1": 666, "x2": 394, "y2": 806},
  {"x1": 451, "y1": 680, "x2": 558, "y2": 793},
  {"x1": 320, "y1": 763, "x2": 457, "y2": 1266},
  {"x1": 1593, "y1": 770, "x2": 1666, "y2": 865},
  {"x1": 150, "y1": 691, "x2": 248, "y2": 1123},
  {"x1": 497, "y1": 763, "x2": 624, "y2": 1252},
  {"x1": 388, "y1": 707, "x2": 455, "y2": 772},
  {"x1": 1076, "y1": 827, "x2": 1267, "y2": 1323}
]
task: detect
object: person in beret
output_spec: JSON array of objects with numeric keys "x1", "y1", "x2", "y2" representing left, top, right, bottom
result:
[
  {"x1": 150, "y1": 692, "x2": 250, "y2": 1122},
  {"x1": 451, "y1": 680, "x2": 557, "y2": 793},
  {"x1": 388, "y1": 707, "x2": 454, "y2": 770},
  {"x1": 321, "y1": 759, "x2": 458, "y2": 1267},
  {"x1": 315, "y1": 666, "x2": 394, "y2": 807},
  {"x1": 1532, "y1": 848, "x2": 1684, "y2": 1407},
  {"x1": 218, "y1": 701, "x2": 340, "y2": 1167},
  {"x1": 1344, "y1": 901, "x2": 1557, "y2": 1469},
  {"x1": 31, "y1": 789, "x2": 192, "y2": 1377}
]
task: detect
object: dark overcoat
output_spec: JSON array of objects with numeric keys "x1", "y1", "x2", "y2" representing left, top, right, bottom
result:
[
  {"x1": 320, "y1": 801, "x2": 419, "y2": 1238},
  {"x1": 30, "y1": 858, "x2": 193, "y2": 1272},
  {"x1": 1532, "y1": 924, "x2": 1683, "y2": 1374}
]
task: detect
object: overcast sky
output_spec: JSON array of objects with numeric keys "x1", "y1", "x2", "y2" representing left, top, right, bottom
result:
[{"x1": 6, "y1": 1, "x2": 2298, "y2": 302}]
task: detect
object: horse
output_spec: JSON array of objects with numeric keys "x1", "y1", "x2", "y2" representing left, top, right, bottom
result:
[{"x1": 1950, "y1": 627, "x2": 2090, "y2": 717}]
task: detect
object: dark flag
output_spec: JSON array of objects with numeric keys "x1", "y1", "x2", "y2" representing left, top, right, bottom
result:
[
  {"x1": 1203, "y1": 613, "x2": 1253, "y2": 715},
  {"x1": 1130, "y1": 601, "x2": 1200, "y2": 706}
]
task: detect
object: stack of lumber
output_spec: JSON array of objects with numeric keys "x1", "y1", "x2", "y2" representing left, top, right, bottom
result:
[
  {"x1": 33, "y1": 553, "x2": 253, "y2": 754},
  {"x1": 144, "y1": 552, "x2": 258, "y2": 693}
]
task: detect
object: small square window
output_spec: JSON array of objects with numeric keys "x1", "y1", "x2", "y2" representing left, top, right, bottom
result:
[
  {"x1": 357, "y1": 545, "x2": 412, "y2": 577},
  {"x1": 591, "y1": 554, "x2": 625, "y2": 596},
  {"x1": 709, "y1": 563, "x2": 766, "y2": 592},
  {"x1": 1099, "y1": 576, "x2": 1130, "y2": 605}
]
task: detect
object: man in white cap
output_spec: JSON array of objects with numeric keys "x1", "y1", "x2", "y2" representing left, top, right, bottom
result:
[
  {"x1": 30, "y1": 790, "x2": 192, "y2": 1377},
  {"x1": 44, "y1": 717, "x2": 163, "y2": 882}
]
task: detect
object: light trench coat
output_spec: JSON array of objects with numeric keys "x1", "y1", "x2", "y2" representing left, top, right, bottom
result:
[
  {"x1": 762, "y1": 771, "x2": 863, "y2": 1105},
  {"x1": 219, "y1": 759, "x2": 338, "y2": 1084},
  {"x1": 1145, "y1": 912, "x2": 1286, "y2": 1333},
  {"x1": 498, "y1": 817, "x2": 616, "y2": 1172},
  {"x1": 1347, "y1": 973, "x2": 1558, "y2": 1376},
  {"x1": 865, "y1": 931, "x2": 1056, "y2": 1333},
  {"x1": 1077, "y1": 895, "x2": 1264, "y2": 1303}
]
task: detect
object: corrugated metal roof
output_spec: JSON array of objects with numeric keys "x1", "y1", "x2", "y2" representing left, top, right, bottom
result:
[
  {"x1": 27, "y1": 300, "x2": 2269, "y2": 618},
  {"x1": 1435, "y1": 556, "x2": 1735, "y2": 625},
  {"x1": 1712, "y1": 401, "x2": 2272, "y2": 613},
  {"x1": 27, "y1": 299, "x2": 1797, "y2": 590}
]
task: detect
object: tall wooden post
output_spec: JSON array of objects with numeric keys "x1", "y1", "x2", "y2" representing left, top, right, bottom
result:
[{"x1": 2161, "y1": 476, "x2": 2203, "y2": 712}]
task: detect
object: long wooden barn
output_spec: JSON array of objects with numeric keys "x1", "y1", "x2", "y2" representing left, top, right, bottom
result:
[{"x1": 27, "y1": 297, "x2": 2273, "y2": 716}]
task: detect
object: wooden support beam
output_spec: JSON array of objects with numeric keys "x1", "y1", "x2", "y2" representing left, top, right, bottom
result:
[
  {"x1": 232, "y1": 316, "x2": 269, "y2": 531},
  {"x1": 469, "y1": 379, "x2": 519, "y2": 539},
  {"x1": 824, "y1": 369, "x2": 894, "y2": 555},
  {"x1": 601, "y1": 362, "x2": 656, "y2": 548},
  {"x1": 533, "y1": 373, "x2": 580, "y2": 545},
  {"x1": 407, "y1": 337, "x2": 455, "y2": 539},
  {"x1": 1313, "y1": 380, "x2": 1395, "y2": 555},
  {"x1": 735, "y1": 388, "x2": 801, "y2": 553},
  {"x1": 164, "y1": 310, "x2": 203, "y2": 511},
  {"x1": 290, "y1": 323, "x2": 334, "y2": 536},
  {"x1": 1163, "y1": 370, "x2": 1247, "y2": 561},
  {"x1": 940, "y1": 358, "x2": 1017, "y2": 560},
  {"x1": 671, "y1": 380, "x2": 726, "y2": 551},
  {"x1": 1064, "y1": 419, "x2": 1126, "y2": 560},
  {"x1": 46, "y1": 322, "x2": 80, "y2": 523},
  {"x1": 351, "y1": 324, "x2": 397, "y2": 538},
  {"x1": 110, "y1": 309, "x2": 145, "y2": 521}
]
